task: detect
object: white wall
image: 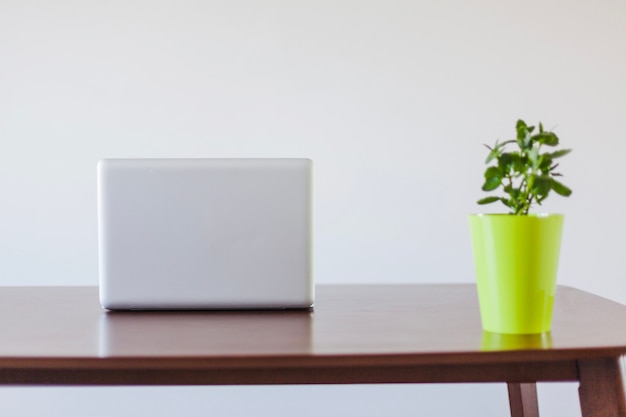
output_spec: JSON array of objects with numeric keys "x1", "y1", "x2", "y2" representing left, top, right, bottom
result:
[{"x1": 1, "y1": 0, "x2": 625, "y2": 415}]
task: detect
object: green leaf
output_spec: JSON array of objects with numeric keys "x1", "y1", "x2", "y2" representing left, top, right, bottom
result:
[
  {"x1": 504, "y1": 185, "x2": 520, "y2": 200},
  {"x1": 482, "y1": 176, "x2": 502, "y2": 191},
  {"x1": 527, "y1": 146, "x2": 539, "y2": 168},
  {"x1": 551, "y1": 179, "x2": 572, "y2": 197},
  {"x1": 500, "y1": 198, "x2": 513, "y2": 210},
  {"x1": 484, "y1": 166, "x2": 502, "y2": 179},
  {"x1": 498, "y1": 153, "x2": 515, "y2": 172},
  {"x1": 485, "y1": 148, "x2": 498, "y2": 164},
  {"x1": 477, "y1": 196, "x2": 500, "y2": 205},
  {"x1": 522, "y1": 134, "x2": 532, "y2": 150},
  {"x1": 477, "y1": 119, "x2": 572, "y2": 214},
  {"x1": 485, "y1": 140, "x2": 517, "y2": 164},
  {"x1": 531, "y1": 175, "x2": 552, "y2": 197},
  {"x1": 510, "y1": 153, "x2": 524, "y2": 173},
  {"x1": 531, "y1": 132, "x2": 559, "y2": 146},
  {"x1": 516, "y1": 120, "x2": 529, "y2": 146},
  {"x1": 550, "y1": 149, "x2": 572, "y2": 159},
  {"x1": 539, "y1": 154, "x2": 553, "y2": 172}
]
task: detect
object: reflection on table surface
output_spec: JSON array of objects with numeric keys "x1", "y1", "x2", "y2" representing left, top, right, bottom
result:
[
  {"x1": 2, "y1": 285, "x2": 626, "y2": 359},
  {"x1": 481, "y1": 331, "x2": 553, "y2": 351},
  {"x1": 99, "y1": 309, "x2": 314, "y2": 357}
]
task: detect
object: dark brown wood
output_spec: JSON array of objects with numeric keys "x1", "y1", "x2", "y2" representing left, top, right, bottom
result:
[
  {"x1": 0, "y1": 358, "x2": 577, "y2": 385},
  {"x1": 508, "y1": 383, "x2": 539, "y2": 417},
  {"x1": 0, "y1": 282, "x2": 625, "y2": 417},
  {"x1": 2, "y1": 285, "x2": 626, "y2": 361},
  {"x1": 578, "y1": 356, "x2": 626, "y2": 417}
]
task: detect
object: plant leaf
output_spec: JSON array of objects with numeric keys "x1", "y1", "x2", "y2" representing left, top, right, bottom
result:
[
  {"x1": 484, "y1": 142, "x2": 501, "y2": 164},
  {"x1": 516, "y1": 120, "x2": 529, "y2": 148},
  {"x1": 498, "y1": 153, "x2": 515, "y2": 172},
  {"x1": 484, "y1": 166, "x2": 502, "y2": 179},
  {"x1": 551, "y1": 179, "x2": 572, "y2": 196},
  {"x1": 528, "y1": 146, "x2": 539, "y2": 168},
  {"x1": 500, "y1": 198, "x2": 513, "y2": 210},
  {"x1": 482, "y1": 176, "x2": 502, "y2": 191},
  {"x1": 485, "y1": 148, "x2": 498, "y2": 164},
  {"x1": 485, "y1": 140, "x2": 516, "y2": 163},
  {"x1": 539, "y1": 154, "x2": 553, "y2": 171},
  {"x1": 531, "y1": 132, "x2": 559, "y2": 146},
  {"x1": 478, "y1": 119, "x2": 571, "y2": 214},
  {"x1": 510, "y1": 152, "x2": 524, "y2": 173},
  {"x1": 550, "y1": 149, "x2": 572, "y2": 159},
  {"x1": 532, "y1": 175, "x2": 552, "y2": 197},
  {"x1": 477, "y1": 196, "x2": 500, "y2": 205}
]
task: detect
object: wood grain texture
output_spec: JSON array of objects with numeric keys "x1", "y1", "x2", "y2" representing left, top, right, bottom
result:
[
  {"x1": 508, "y1": 383, "x2": 539, "y2": 417},
  {"x1": 578, "y1": 356, "x2": 626, "y2": 417},
  {"x1": 0, "y1": 359, "x2": 578, "y2": 386},
  {"x1": 0, "y1": 285, "x2": 625, "y2": 387}
]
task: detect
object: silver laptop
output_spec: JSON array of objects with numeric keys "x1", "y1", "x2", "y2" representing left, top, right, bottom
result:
[{"x1": 97, "y1": 158, "x2": 313, "y2": 310}]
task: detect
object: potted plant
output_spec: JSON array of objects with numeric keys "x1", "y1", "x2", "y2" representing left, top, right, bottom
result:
[{"x1": 469, "y1": 119, "x2": 572, "y2": 334}]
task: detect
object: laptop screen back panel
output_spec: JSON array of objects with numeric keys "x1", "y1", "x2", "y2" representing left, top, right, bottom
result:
[{"x1": 97, "y1": 158, "x2": 313, "y2": 310}]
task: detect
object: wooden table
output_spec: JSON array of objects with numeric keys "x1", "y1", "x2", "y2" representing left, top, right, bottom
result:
[{"x1": 1, "y1": 284, "x2": 625, "y2": 417}]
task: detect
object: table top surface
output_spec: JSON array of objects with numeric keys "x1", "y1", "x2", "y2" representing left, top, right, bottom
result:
[{"x1": 1, "y1": 284, "x2": 626, "y2": 368}]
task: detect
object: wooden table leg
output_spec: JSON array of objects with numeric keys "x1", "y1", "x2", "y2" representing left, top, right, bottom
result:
[
  {"x1": 508, "y1": 383, "x2": 539, "y2": 417},
  {"x1": 578, "y1": 356, "x2": 626, "y2": 417}
]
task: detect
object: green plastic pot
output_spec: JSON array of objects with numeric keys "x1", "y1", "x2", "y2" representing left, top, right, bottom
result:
[{"x1": 468, "y1": 214, "x2": 564, "y2": 334}]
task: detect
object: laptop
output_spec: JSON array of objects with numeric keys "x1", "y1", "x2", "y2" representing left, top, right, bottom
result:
[{"x1": 97, "y1": 158, "x2": 313, "y2": 310}]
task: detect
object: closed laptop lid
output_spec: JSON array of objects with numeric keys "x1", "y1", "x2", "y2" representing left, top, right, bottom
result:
[{"x1": 97, "y1": 158, "x2": 313, "y2": 310}]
